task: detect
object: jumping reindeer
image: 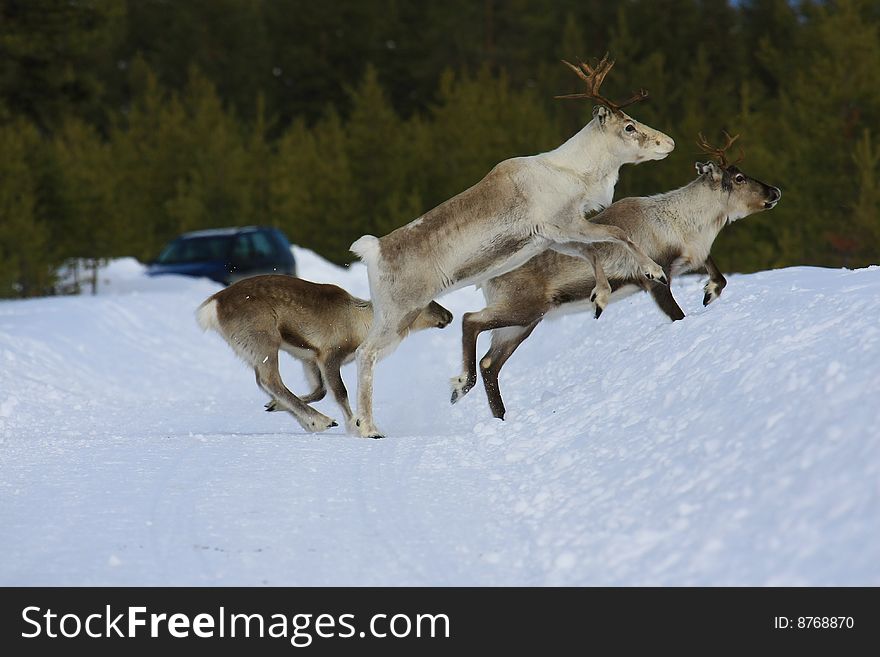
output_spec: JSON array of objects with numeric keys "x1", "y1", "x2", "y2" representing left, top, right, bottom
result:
[
  {"x1": 196, "y1": 275, "x2": 452, "y2": 432},
  {"x1": 350, "y1": 55, "x2": 676, "y2": 438},
  {"x1": 449, "y1": 132, "x2": 782, "y2": 420}
]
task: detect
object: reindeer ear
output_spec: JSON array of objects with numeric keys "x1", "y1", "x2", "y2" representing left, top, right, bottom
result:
[
  {"x1": 695, "y1": 161, "x2": 722, "y2": 181},
  {"x1": 593, "y1": 105, "x2": 611, "y2": 124}
]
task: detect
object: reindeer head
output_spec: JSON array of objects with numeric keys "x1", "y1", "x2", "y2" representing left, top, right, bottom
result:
[
  {"x1": 695, "y1": 132, "x2": 781, "y2": 221},
  {"x1": 557, "y1": 54, "x2": 675, "y2": 164},
  {"x1": 409, "y1": 300, "x2": 454, "y2": 331}
]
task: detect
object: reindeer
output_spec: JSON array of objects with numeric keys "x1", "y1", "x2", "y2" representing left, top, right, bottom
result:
[
  {"x1": 449, "y1": 132, "x2": 782, "y2": 419},
  {"x1": 196, "y1": 275, "x2": 453, "y2": 432},
  {"x1": 350, "y1": 55, "x2": 676, "y2": 438}
]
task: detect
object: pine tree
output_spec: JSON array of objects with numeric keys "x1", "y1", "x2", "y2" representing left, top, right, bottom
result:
[
  {"x1": 109, "y1": 57, "x2": 182, "y2": 259},
  {"x1": 50, "y1": 117, "x2": 124, "y2": 292},
  {"x1": 0, "y1": 0, "x2": 125, "y2": 133},
  {"x1": 766, "y1": 0, "x2": 880, "y2": 267},
  {"x1": 425, "y1": 66, "x2": 557, "y2": 211},
  {"x1": 848, "y1": 129, "x2": 880, "y2": 265},
  {"x1": 111, "y1": 60, "x2": 252, "y2": 259},
  {"x1": 244, "y1": 95, "x2": 275, "y2": 228},
  {"x1": 172, "y1": 66, "x2": 252, "y2": 232},
  {"x1": 344, "y1": 64, "x2": 411, "y2": 236},
  {"x1": 271, "y1": 110, "x2": 358, "y2": 264},
  {"x1": 0, "y1": 117, "x2": 52, "y2": 297}
]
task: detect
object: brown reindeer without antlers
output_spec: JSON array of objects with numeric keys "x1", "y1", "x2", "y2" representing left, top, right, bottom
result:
[{"x1": 555, "y1": 53, "x2": 649, "y2": 112}]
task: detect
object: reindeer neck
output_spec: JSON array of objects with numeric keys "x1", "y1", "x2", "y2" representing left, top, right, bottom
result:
[
  {"x1": 653, "y1": 178, "x2": 729, "y2": 239},
  {"x1": 542, "y1": 120, "x2": 622, "y2": 181}
]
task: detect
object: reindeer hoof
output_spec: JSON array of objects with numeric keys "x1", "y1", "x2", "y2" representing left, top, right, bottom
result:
[
  {"x1": 644, "y1": 265, "x2": 668, "y2": 286},
  {"x1": 304, "y1": 412, "x2": 339, "y2": 433},
  {"x1": 451, "y1": 387, "x2": 471, "y2": 404},
  {"x1": 450, "y1": 375, "x2": 475, "y2": 404},
  {"x1": 590, "y1": 285, "x2": 609, "y2": 318},
  {"x1": 353, "y1": 417, "x2": 384, "y2": 439},
  {"x1": 703, "y1": 282, "x2": 723, "y2": 306},
  {"x1": 264, "y1": 400, "x2": 280, "y2": 412},
  {"x1": 490, "y1": 408, "x2": 506, "y2": 420}
]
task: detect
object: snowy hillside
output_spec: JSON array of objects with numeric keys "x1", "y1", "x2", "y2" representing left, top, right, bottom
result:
[{"x1": 1, "y1": 248, "x2": 878, "y2": 585}]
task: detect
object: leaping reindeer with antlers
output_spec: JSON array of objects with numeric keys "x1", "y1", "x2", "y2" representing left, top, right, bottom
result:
[
  {"x1": 449, "y1": 132, "x2": 781, "y2": 420},
  {"x1": 349, "y1": 54, "x2": 675, "y2": 438}
]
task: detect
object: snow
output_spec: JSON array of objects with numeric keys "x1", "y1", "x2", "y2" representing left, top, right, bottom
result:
[{"x1": 1, "y1": 247, "x2": 878, "y2": 585}]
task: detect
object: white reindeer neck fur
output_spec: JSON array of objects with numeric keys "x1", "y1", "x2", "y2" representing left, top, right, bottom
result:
[
  {"x1": 537, "y1": 111, "x2": 674, "y2": 209},
  {"x1": 541, "y1": 118, "x2": 620, "y2": 176},
  {"x1": 532, "y1": 120, "x2": 625, "y2": 212}
]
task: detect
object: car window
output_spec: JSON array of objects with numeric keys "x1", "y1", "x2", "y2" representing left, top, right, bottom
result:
[
  {"x1": 231, "y1": 235, "x2": 253, "y2": 262},
  {"x1": 269, "y1": 229, "x2": 292, "y2": 255},
  {"x1": 156, "y1": 236, "x2": 231, "y2": 264},
  {"x1": 250, "y1": 232, "x2": 276, "y2": 260}
]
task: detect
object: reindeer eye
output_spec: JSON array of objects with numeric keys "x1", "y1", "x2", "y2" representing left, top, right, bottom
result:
[
  {"x1": 624, "y1": 123, "x2": 636, "y2": 133},
  {"x1": 735, "y1": 174, "x2": 746, "y2": 184}
]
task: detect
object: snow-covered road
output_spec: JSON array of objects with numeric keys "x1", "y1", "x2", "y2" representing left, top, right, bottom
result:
[{"x1": 1, "y1": 250, "x2": 878, "y2": 585}]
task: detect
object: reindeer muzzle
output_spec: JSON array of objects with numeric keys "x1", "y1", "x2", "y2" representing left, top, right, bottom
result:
[{"x1": 764, "y1": 187, "x2": 782, "y2": 209}]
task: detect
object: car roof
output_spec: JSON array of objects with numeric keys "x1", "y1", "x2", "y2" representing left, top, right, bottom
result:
[{"x1": 178, "y1": 226, "x2": 274, "y2": 239}]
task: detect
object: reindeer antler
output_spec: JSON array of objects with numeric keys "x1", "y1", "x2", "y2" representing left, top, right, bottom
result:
[
  {"x1": 696, "y1": 131, "x2": 745, "y2": 168},
  {"x1": 555, "y1": 53, "x2": 649, "y2": 112}
]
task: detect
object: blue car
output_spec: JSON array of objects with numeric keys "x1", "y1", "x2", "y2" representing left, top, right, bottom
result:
[{"x1": 147, "y1": 226, "x2": 297, "y2": 285}]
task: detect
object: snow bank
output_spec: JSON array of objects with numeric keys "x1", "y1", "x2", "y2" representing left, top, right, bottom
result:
[
  {"x1": 292, "y1": 246, "x2": 370, "y2": 298},
  {"x1": 0, "y1": 253, "x2": 877, "y2": 585}
]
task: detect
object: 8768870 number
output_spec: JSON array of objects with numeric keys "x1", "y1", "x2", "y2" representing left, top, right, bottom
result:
[{"x1": 799, "y1": 617, "x2": 853, "y2": 629}]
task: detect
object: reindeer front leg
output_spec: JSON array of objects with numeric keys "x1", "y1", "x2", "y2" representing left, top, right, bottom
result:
[
  {"x1": 353, "y1": 307, "x2": 418, "y2": 438},
  {"x1": 547, "y1": 241, "x2": 612, "y2": 319},
  {"x1": 649, "y1": 278, "x2": 685, "y2": 321},
  {"x1": 702, "y1": 254, "x2": 727, "y2": 306},
  {"x1": 545, "y1": 221, "x2": 668, "y2": 287},
  {"x1": 354, "y1": 339, "x2": 383, "y2": 438},
  {"x1": 585, "y1": 249, "x2": 612, "y2": 318}
]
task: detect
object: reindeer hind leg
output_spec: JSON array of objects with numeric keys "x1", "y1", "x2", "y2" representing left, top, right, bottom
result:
[
  {"x1": 265, "y1": 358, "x2": 325, "y2": 411},
  {"x1": 319, "y1": 354, "x2": 354, "y2": 426},
  {"x1": 251, "y1": 340, "x2": 338, "y2": 433},
  {"x1": 479, "y1": 321, "x2": 540, "y2": 420},
  {"x1": 451, "y1": 307, "x2": 542, "y2": 405}
]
